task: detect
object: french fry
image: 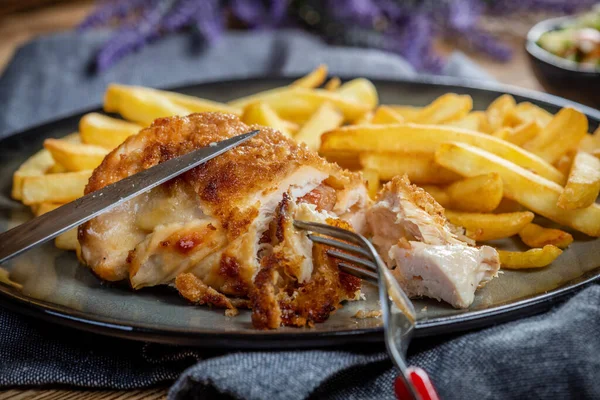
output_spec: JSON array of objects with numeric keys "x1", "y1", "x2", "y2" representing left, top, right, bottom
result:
[
  {"x1": 104, "y1": 84, "x2": 192, "y2": 126},
  {"x1": 498, "y1": 245, "x2": 562, "y2": 269},
  {"x1": 21, "y1": 170, "x2": 92, "y2": 205},
  {"x1": 578, "y1": 133, "x2": 600, "y2": 153},
  {"x1": 471, "y1": 111, "x2": 492, "y2": 134},
  {"x1": 281, "y1": 120, "x2": 300, "y2": 134},
  {"x1": 335, "y1": 78, "x2": 379, "y2": 109},
  {"x1": 228, "y1": 84, "x2": 294, "y2": 108},
  {"x1": 11, "y1": 149, "x2": 54, "y2": 200},
  {"x1": 412, "y1": 94, "x2": 472, "y2": 124},
  {"x1": 62, "y1": 132, "x2": 83, "y2": 143},
  {"x1": 557, "y1": 151, "x2": 600, "y2": 210},
  {"x1": 435, "y1": 142, "x2": 600, "y2": 237},
  {"x1": 44, "y1": 139, "x2": 109, "y2": 172},
  {"x1": 80, "y1": 113, "x2": 142, "y2": 149},
  {"x1": 362, "y1": 169, "x2": 380, "y2": 199},
  {"x1": 371, "y1": 106, "x2": 404, "y2": 124},
  {"x1": 486, "y1": 94, "x2": 516, "y2": 131},
  {"x1": 446, "y1": 173, "x2": 503, "y2": 212},
  {"x1": 294, "y1": 102, "x2": 343, "y2": 151},
  {"x1": 503, "y1": 102, "x2": 553, "y2": 128},
  {"x1": 241, "y1": 102, "x2": 293, "y2": 137},
  {"x1": 519, "y1": 223, "x2": 573, "y2": 249},
  {"x1": 445, "y1": 210, "x2": 534, "y2": 241},
  {"x1": 35, "y1": 202, "x2": 63, "y2": 216},
  {"x1": 324, "y1": 77, "x2": 341, "y2": 91},
  {"x1": 554, "y1": 151, "x2": 575, "y2": 177},
  {"x1": 107, "y1": 84, "x2": 240, "y2": 116},
  {"x1": 512, "y1": 120, "x2": 541, "y2": 146},
  {"x1": 320, "y1": 124, "x2": 565, "y2": 184},
  {"x1": 359, "y1": 152, "x2": 460, "y2": 184},
  {"x1": 495, "y1": 120, "x2": 541, "y2": 146},
  {"x1": 588, "y1": 126, "x2": 600, "y2": 157},
  {"x1": 55, "y1": 229, "x2": 79, "y2": 251},
  {"x1": 493, "y1": 198, "x2": 525, "y2": 213},
  {"x1": 320, "y1": 150, "x2": 361, "y2": 170},
  {"x1": 387, "y1": 105, "x2": 421, "y2": 122},
  {"x1": 28, "y1": 205, "x2": 78, "y2": 250},
  {"x1": 353, "y1": 111, "x2": 374, "y2": 125},
  {"x1": 420, "y1": 185, "x2": 451, "y2": 208},
  {"x1": 153, "y1": 89, "x2": 241, "y2": 115},
  {"x1": 0, "y1": 267, "x2": 22, "y2": 290},
  {"x1": 9, "y1": 134, "x2": 77, "y2": 199},
  {"x1": 291, "y1": 65, "x2": 328, "y2": 88},
  {"x1": 444, "y1": 112, "x2": 481, "y2": 131},
  {"x1": 230, "y1": 87, "x2": 372, "y2": 123},
  {"x1": 29, "y1": 204, "x2": 40, "y2": 215},
  {"x1": 492, "y1": 127, "x2": 512, "y2": 141},
  {"x1": 47, "y1": 163, "x2": 67, "y2": 174},
  {"x1": 523, "y1": 107, "x2": 588, "y2": 164}
]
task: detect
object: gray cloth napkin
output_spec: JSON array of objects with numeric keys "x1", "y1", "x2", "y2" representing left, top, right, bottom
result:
[
  {"x1": 169, "y1": 286, "x2": 600, "y2": 400},
  {"x1": 0, "y1": 28, "x2": 597, "y2": 400}
]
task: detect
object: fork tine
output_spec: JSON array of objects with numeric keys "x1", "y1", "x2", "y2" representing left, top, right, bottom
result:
[
  {"x1": 338, "y1": 262, "x2": 378, "y2": 284},
  {"x1": 327, "y1": 249, "x2": 378, "y2": 271},
  {"x1": 307, "y1": 234, "x2": 372, "y2": 259},
  {"x1": 293, "y1": 220, "x2": 364, "y2": 246}
]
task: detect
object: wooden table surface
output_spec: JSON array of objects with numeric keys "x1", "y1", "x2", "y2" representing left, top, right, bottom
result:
[{"x1": 0, "y1": 3, "x2": 547, "y2": 400}]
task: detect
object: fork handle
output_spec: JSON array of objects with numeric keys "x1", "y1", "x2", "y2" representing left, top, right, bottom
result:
[{"x1": 394, "y1": 367, "x2": 440, "y2": 400}]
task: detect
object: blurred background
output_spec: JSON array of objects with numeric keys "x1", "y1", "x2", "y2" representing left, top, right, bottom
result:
[{"x1": 0, "y1": 0, "x2": 598, "y2": 105}]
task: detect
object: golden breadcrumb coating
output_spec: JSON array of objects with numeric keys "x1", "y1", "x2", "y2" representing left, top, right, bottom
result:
[{"x1": 377, "y1": 174, "x2": 447, "y2": 228}]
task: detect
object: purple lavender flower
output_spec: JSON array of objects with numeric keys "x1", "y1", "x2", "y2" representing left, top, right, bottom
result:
[
  {"x1": 162, "y1": 0, "x2": 203, "y2": 33},
  {"x1": 95, "y1": 0, "x2": 172, "y2": 72},
  {"x1": 79, "y1": 0, "x2": 597, "y2": 72},
  {"x1": 230, "y1": 0, "x2": 289, "y2": 29},
  {"x1": 374, "y1": 0, "x2": 408, "y2": 22},
  {"x1": 445, "y1": 0, "x2": 483, "y2": 32},
  {"x1": 385, "y1": 13, "x2": 443, "y2": 72},
  {"x1": 78, "y1": 0, "x2": 149, "y2": 31},
  {"x1": 193, "y1": 0, "x2": 224, "y2": 43},
  {"x1": 487, "y1": 0, "x2": 597, "y2": 15},
  {"x1": 325, "y1": 0, "x2": 381, "y2": 27}
]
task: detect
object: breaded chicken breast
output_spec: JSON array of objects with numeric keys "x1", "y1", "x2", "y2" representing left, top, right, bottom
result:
[{"x1": 78, "y1": 113, "x2": 367, "y2": 328}]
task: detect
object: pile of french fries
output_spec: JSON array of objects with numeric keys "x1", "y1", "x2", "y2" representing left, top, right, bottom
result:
[{"x1": 10, "y1": 65, "x2": 600, "y2": 271}]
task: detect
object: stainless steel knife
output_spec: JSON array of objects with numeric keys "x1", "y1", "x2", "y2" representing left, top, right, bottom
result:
[{"x1": 0, "y1": 130, "x2": 259, "y2": 264}]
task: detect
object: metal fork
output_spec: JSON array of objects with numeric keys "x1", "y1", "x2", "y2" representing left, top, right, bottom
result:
[{"x1": 294, "y1": 220, "x2": 439, "y2": 400}]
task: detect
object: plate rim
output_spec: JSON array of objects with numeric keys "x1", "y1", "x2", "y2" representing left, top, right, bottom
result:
[{"x1": 0, "y1": 75, "x2": 599, "y2": 348}]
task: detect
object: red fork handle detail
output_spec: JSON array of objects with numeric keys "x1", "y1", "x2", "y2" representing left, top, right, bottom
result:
[{"x1": 394, "y1": 367, "x2": 440, "y2": 400}]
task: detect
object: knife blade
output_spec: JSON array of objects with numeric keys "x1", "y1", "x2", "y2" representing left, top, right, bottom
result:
[{"x1": 0, "y1": 130, "x2": 259, "y2": 264}]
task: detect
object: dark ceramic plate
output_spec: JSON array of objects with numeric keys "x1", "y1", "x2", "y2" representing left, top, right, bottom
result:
[
  {"x1": 0, "y1": 76, "x2": 599, "y2": 349},
  {"x1": 526, "y1": 16, "x2": 600, "y2": 107}
]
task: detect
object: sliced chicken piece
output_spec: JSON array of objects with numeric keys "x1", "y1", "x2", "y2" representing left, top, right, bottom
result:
[
  {"x1": 367, "y1": 175, "x2": 500, "y2": 308},
  {"x1": 368, "y1": 175, "x2": 463, "y2": 252},
  {"x1": 390, "y1": 242, "x2": 499, "y2": 308},
  {"x1": 251, "y1": 196, "x2": 361, "y2": 329}
]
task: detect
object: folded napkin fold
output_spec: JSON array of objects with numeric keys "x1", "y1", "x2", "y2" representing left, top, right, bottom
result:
[{"x1": 0, "y1": 29, "x2": 597, "y2": 400}]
